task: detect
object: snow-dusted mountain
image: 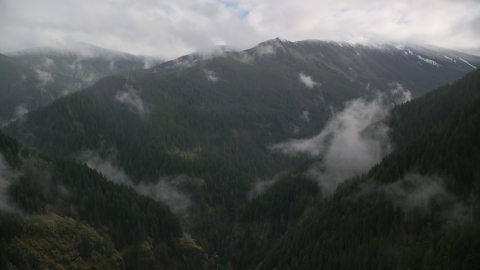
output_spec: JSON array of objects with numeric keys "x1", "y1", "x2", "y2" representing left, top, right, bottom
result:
[
  {"x1": 237, "y1": 38, "x2": 480, "y2": 96},
  {"x1": 136, "y1": 38, "x2": 479, "y2": 98}
]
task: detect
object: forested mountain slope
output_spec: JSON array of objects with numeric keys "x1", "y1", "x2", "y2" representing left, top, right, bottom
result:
[
  {"x1": 0, "y1": 53, "x2": 72, "y2": 126},
  {"x1": 241, "y1": 39, "x2": 480, "y2": 97},
  {"x1": 143, "y1": 38, "x2": 480, "y2": 97},
  {"x1": 3, "y1": 39, "x2": 480, "y2": 266},
  {"x1": 7, "y1": 43, "x2": 163, "y2": 92},
  {"x1": 255, "y1": 69, "x2": 480, "y2": 269},
  {"x1": 0, "y1": 130, "x2": 211, "y2": 269},
  {"x1": 1, "y1": 43, "x2": 163, "y2": 127}
]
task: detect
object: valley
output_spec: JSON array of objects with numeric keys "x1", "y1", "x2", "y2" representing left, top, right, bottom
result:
[{"x1": 1, "y1": 38, "x2": 480, "y2": 269}]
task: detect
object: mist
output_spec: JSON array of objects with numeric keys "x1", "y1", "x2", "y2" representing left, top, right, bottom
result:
[
  {"x1": 136, "y1": 176, "x2": 192, "y2": 215},
  {"x1": 248, "y1": 172, "x2": 287, "y2": 199},
  {"x1": 271, "y1": 85, "x2": 412, "y2": 194},
  {"x1": 115, "y1": 84, "x2": 150, "y2": 118},
  {"x1": 254, "y1": 39, "x2": 286, "y2": 57},
  {"x1": 301, "y1": 110, "x2": 310, "y2": 123},
  {"x1": 384, "y1": 174, "x2": 468, "y2": 221},
  {"x1": 299, "y1": 73, "x2": 320, "y2": 89},
  {"x1": 78, "y1": 150, "x2": 191, "y2": 215},
  {"x1": 2, "y1": 104, "x2": 29, "y2": 127},
  {"x1": 34, "y1": 68, "x2": 54, "y2": 87},
  {"x1": 204, "y1": 69, "x2": 219, "y2": 82}
]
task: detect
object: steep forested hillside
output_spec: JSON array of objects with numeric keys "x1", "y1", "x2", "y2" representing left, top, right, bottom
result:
[
  {"x1": 3, "y1": 39, "x2": 480, "y2": 268},
  {"x1": 7, "y1": 43, "x2": 163, "y2": 91},
  {"x1": 0, "y1": 54, "x2": 70, "y2": 126},
  {"x1": 255, "y1": 69, "x2": 480, "y2": 270},
  {"x1": 0, "y1": 130, "x2": 211, "y2": 269}
]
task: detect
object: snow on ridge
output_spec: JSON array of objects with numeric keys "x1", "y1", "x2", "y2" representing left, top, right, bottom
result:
[
  {"x1": 416, "y1": 55, "x2": 440, "y2": 67},
  {"x1": 392, "y1": 44, "x2": 405, "y2": 50},
  {"x1": 390, "y1": 44, "x2": 416, "y2": 57},
  {"x1": 444, "y1": 55, "x2": 456, "y2": 63},
  {"x1": 458, "y1": 57, "x2": 477, "y2": 69},
  {"x1": 7, "y1": 43, "x2": 149, "y2": 61},
  {"x1": 7, "y1": 46, "x2": 78, "y2": 58}
]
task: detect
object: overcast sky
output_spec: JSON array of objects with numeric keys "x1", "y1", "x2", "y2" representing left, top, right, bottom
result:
[{"x1": 1, "y1": 0, "x2": 479, "y2": 59}]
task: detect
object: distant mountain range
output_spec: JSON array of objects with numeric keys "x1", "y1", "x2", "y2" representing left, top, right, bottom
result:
[
  {"x1": 7, "y1": 42, "x2": 164, "y2": 90},
  {"x1": 0, "y1": 43, "x2": 164, "y2": 126}
]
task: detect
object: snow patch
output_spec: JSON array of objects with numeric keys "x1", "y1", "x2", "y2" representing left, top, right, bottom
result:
[
  {"x1": 458, "y1": 57, "x2": 477, "y2": 69},
  {"x1": 444, "y1": 55, "x2": 456, "y2": 63},
  {"x1": 416, "y1": 55, "x2": 440, "y2": 67}
]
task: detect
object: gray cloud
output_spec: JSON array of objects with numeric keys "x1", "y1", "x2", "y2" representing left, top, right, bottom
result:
[
  {"x1": 301, "y1": 110, "x2": 310, "y2": 123},
  {"x1": 299, "y1": 73, "x2": 320, "y2": 89},
  {"x1": 1, "y1": 0, "x2": 479, "y2": 59},
  {"x1": 204, "y1": 69, "x2": 219, "y2": 82},
  {"x1": 41, "y1": 57, "x2": 55, "y2": 68},
  {"x1": 78, "y1": 150, "x2": 191, "y2": 215},
  {"x1": 254, "y1": 38, "x2": 286, "y2": 56},
  {"x1": 383, "y1": 174, "x2": 468, "y2": 221},
  {"x1": 79, "y1": 150, "x2": 131, "y2": 185},
  {"x1": 248, "y1": 171, "x2": 287, "y2": 199},
  {"x1": 2, "y1": 104, "x2": 29, "y2": 127},
  {"x1": 115, "y1": 84, "x2": 150, "y2": 118},
  {"x1": 388, "y1": 82, "x2": 412, "y2": 105},
  {"x1": 14, "y1": 104, "x2": 29, "y2": 119},
  {"x1": 271, "y1": 85, "x2": 412, "y2": 194},
  {"x1": 136, "y1": 176, "x2": 192, "y2": 215},
  {"x1": 34, "y1": 68, "x2": 54, "y2": 87}
]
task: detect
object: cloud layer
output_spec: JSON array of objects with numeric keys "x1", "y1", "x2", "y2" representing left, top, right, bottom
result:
[
  {"x1": 1, "y1": 0, "x2": 479, "y2": 59},
  {"x1": 115, "y1": 84, "x2": 150, "y2": 118},
  {"x1": 79, "y1": 150, "x2": 191, "y2": 215},
  {"x1": 271, "y1": 85, "x2": 412, "y2": 194},
  {"x1": 299, "y1": 73, "x2": 319, "y2": 88}
]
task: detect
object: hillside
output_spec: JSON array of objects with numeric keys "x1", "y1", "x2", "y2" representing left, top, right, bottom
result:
[
  {"x1": 0, "y1": 130, "x2": 211, "y2": 269},
  {"x1": 7, "y1": 43, "x2": 163, "y2": 95},
  {"x1": 3, "y1": 39, "x2": 480, "y2": 266},
  {"x1": 0, "y1": 53, "x2": 70, "y2": 126},
  {"x1": 252, "y1": 69, "x2": 480, "y2": 269}
]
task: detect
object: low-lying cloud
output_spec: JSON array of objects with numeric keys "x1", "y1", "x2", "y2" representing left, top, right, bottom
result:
[
  {"x1": 14, "y1": 104, "x2": 29, "y2": 120},
  {"x1": 35, "y1": 68, "x2": 54, "y2": 87},
  {"x1": 299, "y1": 73, "x2": 320, "y2": 89},
  {"x1": 79, "y1": 150, "x2": 191, "y2": 215},
  {"x1": 301, "y1": 110, "x2": 310, "y2": 123},
  {"x1": 204, "y1": 69, "x2": 219, "y2": 82},
  {"x1": 115, "y1": 84, "x2": 150, "y2": 118},
  {"x1": 136, "y1": 176, "x2": 192, "y2": 215},
  {"x1": 248, "y1": 172, "x2": 287, "y2": 199},
  {"x1": 383, "y1": 174, "x2": 468, "y2": 221},
  {"x1": 348, "y1": 174, "x2": 469, "y2": 224},
  {"x1": 254, "y1": 39, "x2": 286, "y2": 57},
  {"x1": 41, "y1": 57, "x2": 55, "y2": 68},
  {"x1": 271, "y1": 86, "x2": 412, "y2": 194},
  {"x1": 389, "y1": 82, "x2": 412, "y2": 105},
  {"x1": 2, "y1": 104, "x2": 29, "y2": 127}
]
